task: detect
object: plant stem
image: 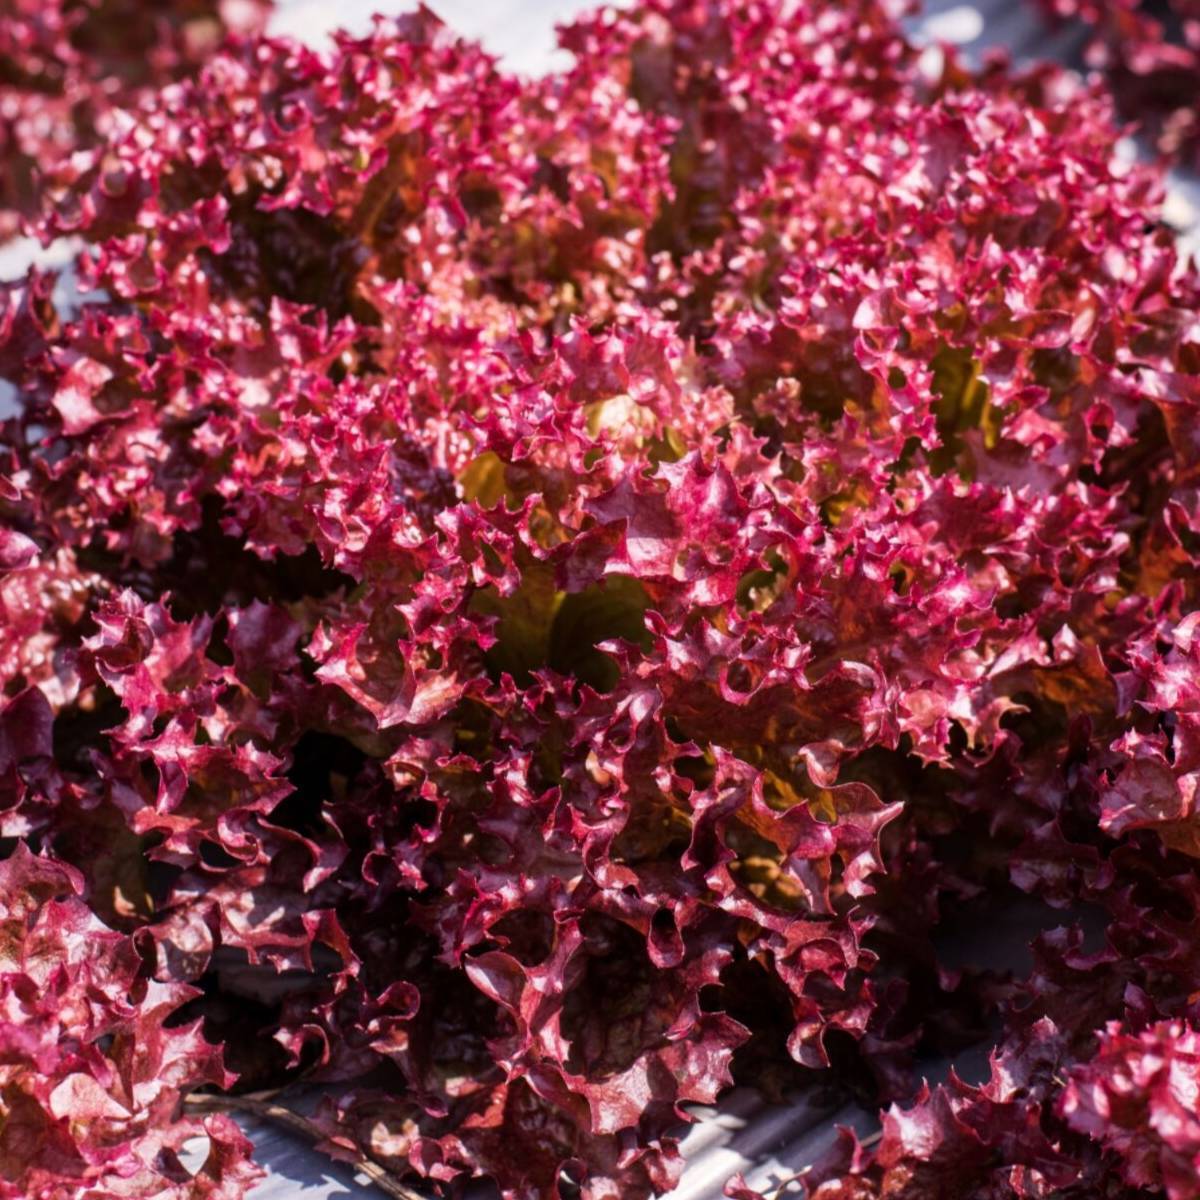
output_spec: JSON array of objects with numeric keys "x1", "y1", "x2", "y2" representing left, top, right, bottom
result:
[
  {"x1": 185, "y1": 1092, "x2": 427, "y2": 1200},
  {"x1": 350, "y1": 134, "x2": 411, "y2": 242},
  {"x1": 768, "y1": 1127, "x2": 884, "y2": 1199}
]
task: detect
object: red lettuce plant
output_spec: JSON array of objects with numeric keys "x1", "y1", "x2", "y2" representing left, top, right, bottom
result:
[
  {"x1": 0, "y1": 842, "x2": 257, "y2": 1198},
  {"x1": 0, "y1": 0, "x2": 270, "y2": 247},
  {"x1": 1, "y1": 1, "x2": 1200, "y2": 1198},
  {"x1": 1036, "y1": 0, "x2": 1200, "y2": 165}
]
